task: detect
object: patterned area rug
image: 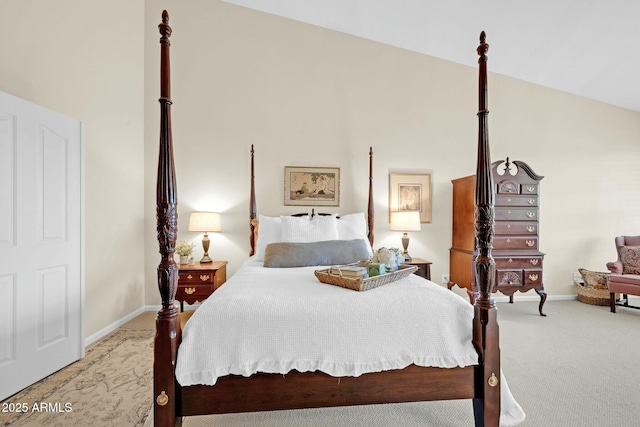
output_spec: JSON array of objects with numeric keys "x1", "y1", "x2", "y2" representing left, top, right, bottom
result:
[{"x1": 1, "y1": 329, "x2": 154, "y2": 427}]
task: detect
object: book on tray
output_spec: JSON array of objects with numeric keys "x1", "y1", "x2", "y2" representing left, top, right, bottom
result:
[{"x1": 330, "y1": 265, "x2": 369, "y2": 278}]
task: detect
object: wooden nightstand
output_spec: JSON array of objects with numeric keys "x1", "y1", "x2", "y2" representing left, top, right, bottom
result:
[
  {"x1": 176, "y1": 261, "x2": 227, "y2": 311},
  {"x1": 405, "y1": 258, "x2": 432, "y2": 281}
]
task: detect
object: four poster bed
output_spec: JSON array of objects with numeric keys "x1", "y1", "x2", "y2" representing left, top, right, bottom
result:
[{"x1": 153, "y1": 10, "x2": 523, "y2": 427}]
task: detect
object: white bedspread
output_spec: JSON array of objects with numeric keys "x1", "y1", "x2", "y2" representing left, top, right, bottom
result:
[{"x1": 176, "y1": 259, "x2": 525, "y2": 426}]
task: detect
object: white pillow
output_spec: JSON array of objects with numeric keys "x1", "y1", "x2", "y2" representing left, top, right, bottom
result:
[
  {"x1": 337, "y1": 212, "x2": 373, "y2": 255},
  {"x1": 281, "y1": 215, "x2": 339, "y2": 243},
  {"x1": 254, "y1": 215, "x2": 283, "y2": 261}
]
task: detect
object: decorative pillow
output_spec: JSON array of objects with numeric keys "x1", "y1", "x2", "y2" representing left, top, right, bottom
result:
[
  {"x1": 281, "y1": 215, "x2": 338, "y2": 243},
  {"x1": 337, "y1": 212, "x2": 373, "y2": 256},
  {"x1": 620, "y1": 245, "x2": 640, "y2": 275},
  {"x1": 253, "y1": 215, "x2": 284, "y2": 261},
  {"x1": 578, "y1": 268, "x2": 609, "y2": 289},
  {"x1": 263, "y1": 239, "x2": 370, "y2": 268}
]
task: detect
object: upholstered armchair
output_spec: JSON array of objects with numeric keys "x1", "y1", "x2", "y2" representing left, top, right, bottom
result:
[{"x1": 606, "y1": 235, "x2": 640, "y2": 313}]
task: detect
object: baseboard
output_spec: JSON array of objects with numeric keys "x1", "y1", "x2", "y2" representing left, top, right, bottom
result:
[
  {"x1": 145, "y1": 301, "x2": 202, "y2": 312},
  {"x1": 84, "y1": 306, "x2": 146, "y2": 347},
  {"x1": 493, "y1": 293, "x2": 577, "y2": 303}
]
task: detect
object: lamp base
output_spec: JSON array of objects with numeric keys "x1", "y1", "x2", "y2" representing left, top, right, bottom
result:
[
  {"x1": 401, "y1": 233, "x2": 412, "y2": 262},
  {"x1": 200, "y1": 233, "x2": 212, "y2": 263}
]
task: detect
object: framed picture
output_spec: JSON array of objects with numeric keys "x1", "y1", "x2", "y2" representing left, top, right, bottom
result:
[
  {"x1": 284, "y1": 166, "x2": 340, "y2": 206},
  {"x1": 389, "y1": 173, "x2": 432, "y2": 223}
]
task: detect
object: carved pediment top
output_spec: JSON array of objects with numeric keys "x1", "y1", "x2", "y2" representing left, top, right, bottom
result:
[{"x1": 492, "y1": 158, "x2": 544, "y2": 182}]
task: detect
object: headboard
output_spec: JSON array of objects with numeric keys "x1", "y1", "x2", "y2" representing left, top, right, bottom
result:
[{"x1": 249, "y1": 146, "x2": 375, "y2": 256}]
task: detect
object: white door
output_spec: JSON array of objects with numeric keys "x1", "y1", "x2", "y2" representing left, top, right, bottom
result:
[{"x1": 0, "y1": 91, "x2": 83, "y2": 401}]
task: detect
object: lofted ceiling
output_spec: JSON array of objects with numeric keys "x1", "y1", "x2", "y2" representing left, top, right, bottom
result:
[{"x1": 224, "y1": 0, "x2": 640, "y2": 112}]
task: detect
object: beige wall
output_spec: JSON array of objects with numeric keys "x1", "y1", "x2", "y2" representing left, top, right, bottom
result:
[
  {"x1": 0, "y1": 1, "x2": 146, "y2": 338},
  {"x1": 2, "y1": 0, "x2": 637, "y2": 337},
  {"x1": 144, "y1": 1, "x2": 640, "y2": 305}
]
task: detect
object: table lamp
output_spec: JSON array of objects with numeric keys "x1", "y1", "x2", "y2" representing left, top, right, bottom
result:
[
  {"x1": 390, "y1": 211, "x2": 421, "y2": 261},
  {"x1": 188, "y1": 211, "x2": 221, "y2": 263}
]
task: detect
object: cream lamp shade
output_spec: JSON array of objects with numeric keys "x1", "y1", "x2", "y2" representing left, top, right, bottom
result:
[
  {"x1": 188, "y1": 212, "x2": 221, "y2": 263},
  {"x1": 390, "y1": 211, "x2": 421, "y2": 261}
]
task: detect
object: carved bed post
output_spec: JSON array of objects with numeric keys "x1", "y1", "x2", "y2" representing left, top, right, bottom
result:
[
  {"x1": 367, "y1": 147, "x2": 374, "y2": 246},
  {"x1": 154, "y1": 10, "x2": 182, "y2": 427},
  {"x1": 249, "y1": 145, "x2": 257, "y2": 256},
  {"x1": 472, "y1": 31, "x2": 500, "y2": 427}
]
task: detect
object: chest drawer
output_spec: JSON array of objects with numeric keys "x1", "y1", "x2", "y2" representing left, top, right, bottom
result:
[
  {"x1": 494, "y1": 236, "x2": 538, "y2": 250},
  {"x1": 496, "y1": 270, "x2": 523, "y2": 287},
  {"x1": 495, "y1": 207, "x2": 538, "y2": 221},
  {"x1": 495, "y1": 256, "x2": 543, "y2": 269},
  {"x1": 495, "y1": 195, "x2": 538, "y2": 207},
  {"x1": 521, "y1": 184, "x2": 538, "y2": 195},
  {"x1": 494, "y1": 268, "x2": 542, "y2": 288},
  {"x1": 524, "y1": 269, "x2": 542, "y2": 285},
  {"x1": 495, "y1": 221, "x2": 537, "y2": 235}
]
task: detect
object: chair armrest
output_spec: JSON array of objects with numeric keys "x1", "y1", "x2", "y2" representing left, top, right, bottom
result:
[{"x1": 607, "y1": 261, "x2": 623, "y2": 274}]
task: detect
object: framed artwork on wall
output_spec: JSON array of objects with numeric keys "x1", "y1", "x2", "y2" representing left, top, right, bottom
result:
[
  {"x1": 284, "y1": 166, "x2": 340, "y2": 207},
  {"x1": 389, "y1": 173, "x2": 432, "y2": 223}
]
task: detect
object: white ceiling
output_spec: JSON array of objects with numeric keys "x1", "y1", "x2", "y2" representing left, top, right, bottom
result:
[{"x1": 224, "y1": 0, "x2": 640, "y2": 112}]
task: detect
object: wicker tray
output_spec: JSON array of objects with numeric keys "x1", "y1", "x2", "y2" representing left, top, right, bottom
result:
[{"x1": 314, "y1": 264, "x2": 418, "y2": 291}]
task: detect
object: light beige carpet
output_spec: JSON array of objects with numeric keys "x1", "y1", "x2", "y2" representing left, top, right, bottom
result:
[
  {"x1": 147, "y1": 299, "x2": 640, "y2": 427},
  {"x1": 1, "y1": 329, "x2": 154, "y2": 427},
  {"x1": 5, "y1": 300, "x2": 640, "y2": 426}
]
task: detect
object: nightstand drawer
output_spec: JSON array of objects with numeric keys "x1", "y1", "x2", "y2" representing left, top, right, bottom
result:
[
  {"x1": 176, "y1": 284, "x2": 214, "y2": 301},
  {"x1": 404, "y1": 258, "x2": 432, "y2": 281},
  {"x1": 178, "y1": 271, "x2": 216, "y2": 285},
  {"x1": 413, "y1": 264, "x2": 428, "y2": 279},
  {"x1": 176, "y1": 261, "x2": 228, "y2": 311}
]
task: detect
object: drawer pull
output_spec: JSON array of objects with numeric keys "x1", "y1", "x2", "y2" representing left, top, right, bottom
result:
[
  {"x1": 526, "y1": 226, "x2": 535, "y2": 233},
  {"x1": 187, "y1": 274, "x2": 193, "y2": 280},
  {"x1": 530, "y1": 259, "x2": 539, "y2": 265},
  {"x1": 200, "y1": 275, "x2": 210, "y2": 281},
  {"x1": 528, "y1": 274, "x2": 539, "y2": 281},
  {"x1": 506, "y1": 238, "x2": 511, "y2": 243},
  {"x1": 526, "y1": 186, "x2": 535, "y2": 192},
  {"x1": 507, "y1": 224, "x2": 512, "y2": 229},
  {"x1": 526, "y1": 212, "x2": 536, "y2": 218},
  {"x1": 527, "y1": 198, "x2": 535, "y2": 204},
  {"x1": 184, "y1": 287, "x2": 196, "y2": 295},
  {"x1": 507, "y1": 210, "x2": 512, "y2": 214},
  {"x1": 525, "y1": 240, "x2": 535, "y2": 247},
  {"x1": 507, "y1": 197, "x2": 512, "y2": 202},
  {"x1": 508, "y1": 258, "x2": 513, "y2": 263}
]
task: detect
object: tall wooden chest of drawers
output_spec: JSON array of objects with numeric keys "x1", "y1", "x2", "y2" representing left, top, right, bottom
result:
[{"x1": 448, "y1": 159, "x2": 547, "y2": 316}]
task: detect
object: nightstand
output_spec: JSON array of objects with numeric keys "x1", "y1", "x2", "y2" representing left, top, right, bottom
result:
[
  {"x1": 405, "y1": 258, "x2": 432, "y2": 281},
  {"x1": 176, "y1": 261, "x2": 227, "y2": 311}
]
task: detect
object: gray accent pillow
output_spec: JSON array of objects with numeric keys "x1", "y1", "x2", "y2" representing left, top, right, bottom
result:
[{"x1": 263, "y1": 239, "x2": 370, "y2": 268}]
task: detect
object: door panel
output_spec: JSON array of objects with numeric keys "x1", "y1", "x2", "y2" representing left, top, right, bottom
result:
[
  {"x1": 0, "y1": 91, "x2": 83, "y2": 400},
  {"x1": 0, "y1": 114, "x2": 15, "y2": 247}
]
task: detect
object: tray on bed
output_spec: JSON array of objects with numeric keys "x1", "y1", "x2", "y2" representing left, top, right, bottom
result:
[{"x1": 314, "y1": 264, "x2": 418, "y2": 291}]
